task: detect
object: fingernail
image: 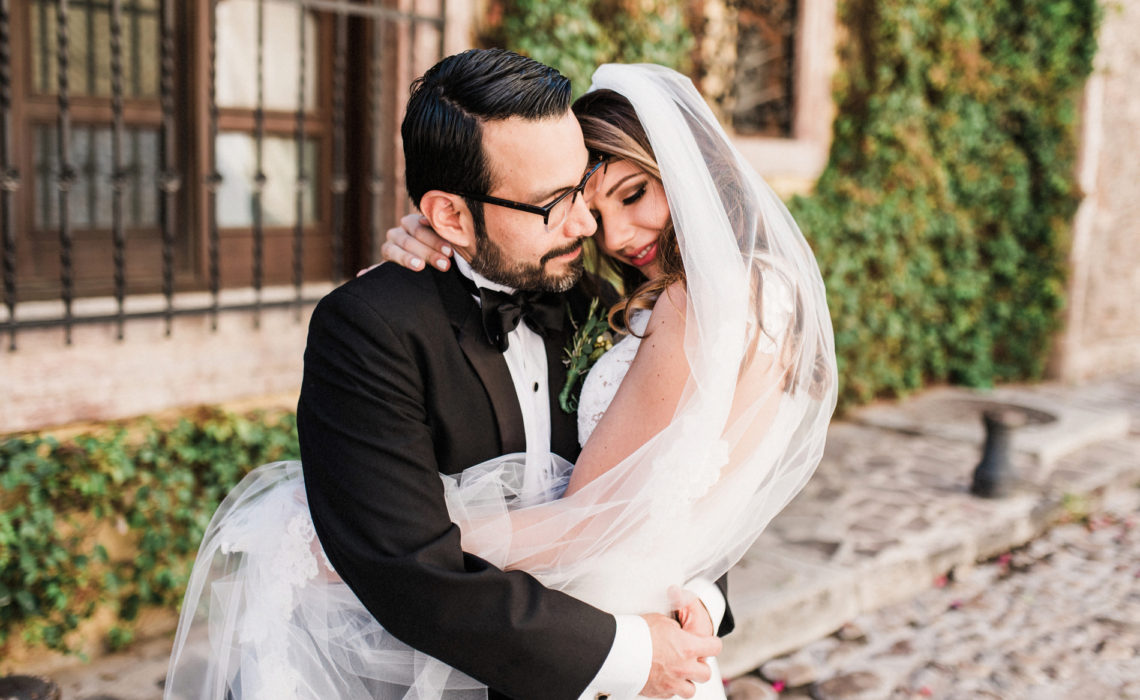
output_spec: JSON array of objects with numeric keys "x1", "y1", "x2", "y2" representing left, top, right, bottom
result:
[
  {"x1": 411, "y1": 258, "x2": 424, "y2": 269},
  {"x1": 441, "y1": 245, "x2": 452, "y2": 256},
  {"x1": 435, "y1": 258, "x2": 449, "y2": 270}
]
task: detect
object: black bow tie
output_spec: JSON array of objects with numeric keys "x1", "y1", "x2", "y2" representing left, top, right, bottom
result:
[{"x1": 458, "y1": 274, "x2": 564, "y2": 352}]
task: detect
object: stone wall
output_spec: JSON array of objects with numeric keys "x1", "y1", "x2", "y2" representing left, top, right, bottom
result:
[
  {"x1": 0, "y1": 288, "x2": 325, "y2": 434},
  {"x1": 1051, "y1": 1, "x2": 1140, "y2": 381}
]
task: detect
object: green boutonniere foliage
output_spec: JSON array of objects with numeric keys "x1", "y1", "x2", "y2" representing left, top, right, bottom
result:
[{"x1": 559, "y1": 298, "x2": 614, "y2": 414}]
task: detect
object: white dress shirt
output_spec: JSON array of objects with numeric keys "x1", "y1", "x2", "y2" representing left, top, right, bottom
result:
[{"x1": 454, "y1": 256, "x2": 725, "y2": 700}]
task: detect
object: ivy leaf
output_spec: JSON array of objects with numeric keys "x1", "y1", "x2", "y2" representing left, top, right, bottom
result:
[{"x1": 14, "y1": 590, "x2": 37, "y2": 613}]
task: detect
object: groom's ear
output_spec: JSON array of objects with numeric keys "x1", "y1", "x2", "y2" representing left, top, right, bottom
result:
[{"x1": 418, "y1": 191, "x2": 477, "y2": 252}]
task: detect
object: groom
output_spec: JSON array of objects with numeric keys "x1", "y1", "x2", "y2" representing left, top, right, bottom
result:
[{"x1": 298, "y1": 49, "x2": 728, "y2": 700}]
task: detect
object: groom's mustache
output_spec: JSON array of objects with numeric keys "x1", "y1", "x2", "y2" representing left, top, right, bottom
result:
[{"x1": 540, "y1": 241, "x2": 583, "y2": 264}]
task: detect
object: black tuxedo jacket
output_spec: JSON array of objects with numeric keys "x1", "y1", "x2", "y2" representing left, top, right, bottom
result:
[{"x1": 298, "y1": 263, "x2": 732, "y2": 700}]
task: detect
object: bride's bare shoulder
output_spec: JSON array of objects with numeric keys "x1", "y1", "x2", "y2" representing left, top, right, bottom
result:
[{"x1": 644, "y1": 281, "x2": 688, "y2": 338}]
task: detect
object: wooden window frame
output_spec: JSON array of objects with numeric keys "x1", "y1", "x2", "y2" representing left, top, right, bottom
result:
[
  {"x1": 730, "y1": 0, "x2": 838, "y2": 197},
  {"x1": 191, "y1": 0, "x2": 337, "y2": 288}
]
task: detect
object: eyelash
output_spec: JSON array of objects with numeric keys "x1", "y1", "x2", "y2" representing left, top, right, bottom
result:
[{"x1": 622, "y1": 185, "x2": 646, "y2": 206}]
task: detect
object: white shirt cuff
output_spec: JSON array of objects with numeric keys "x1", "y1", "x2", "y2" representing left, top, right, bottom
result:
[
  {"x1": 577, "y1": 614, "x2": 652, "y2": 700},
  {"x1": 685, "y1": 577, "x2": 726, "y2": 634}
]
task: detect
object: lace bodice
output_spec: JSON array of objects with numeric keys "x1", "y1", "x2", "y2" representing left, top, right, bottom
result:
[{"x1": 576, "y1": 309, "x2": 651, "y2": 446}]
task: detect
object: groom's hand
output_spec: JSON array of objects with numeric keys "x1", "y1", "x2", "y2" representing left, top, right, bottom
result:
[
  {"x1": 639, "y1": 613, "x2": 722, "y2": 699},
  {"x1": 669, "y1": 585, "x2": 715, "y2": 637}
]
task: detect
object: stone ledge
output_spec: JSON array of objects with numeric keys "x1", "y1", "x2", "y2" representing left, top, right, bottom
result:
[
  {"x1": 724, "y1": 549, "x2": 857, "y2": 669},
  {"x1": 851, "y1": 386, "x2": 1131, "y2": 467}
]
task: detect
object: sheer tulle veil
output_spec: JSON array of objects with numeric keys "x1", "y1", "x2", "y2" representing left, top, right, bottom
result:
[{"x1": 164, "y1": 63, "x2": 837, "y2": 699}]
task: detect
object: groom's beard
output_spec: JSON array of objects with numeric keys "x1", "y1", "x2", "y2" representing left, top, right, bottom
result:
[{"x1": 470, "y1": 224, "x2": 585, "y2": 293}]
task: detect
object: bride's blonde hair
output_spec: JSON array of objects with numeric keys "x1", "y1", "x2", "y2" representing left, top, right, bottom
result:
[{"x1": 572, "y1": 89, "x2": 684, "y2": 334}]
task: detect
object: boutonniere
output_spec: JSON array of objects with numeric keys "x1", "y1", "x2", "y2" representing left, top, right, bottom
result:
[{"x1": 559, "y1": 298, "x2": 614, "y2": 414}]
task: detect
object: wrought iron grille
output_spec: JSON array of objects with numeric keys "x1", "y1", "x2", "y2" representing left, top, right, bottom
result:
[
  {"x1": 0, "y1": 0, "x2": 447, "y2": 350},
  {"x1": 731, "y1": 0, "x2": 797, "y2": 137}
]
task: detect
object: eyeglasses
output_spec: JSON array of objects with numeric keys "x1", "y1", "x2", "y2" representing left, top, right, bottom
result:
[{"x1": 449, "y1": 158, "x2": 607, "y2": 232}]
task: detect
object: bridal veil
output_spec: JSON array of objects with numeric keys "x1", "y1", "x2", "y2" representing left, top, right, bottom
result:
[{"x1": 164, "y1": 63, "x2": 837, "y2": 699}]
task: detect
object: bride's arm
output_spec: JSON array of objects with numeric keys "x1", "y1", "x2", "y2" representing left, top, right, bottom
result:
[
  {"x1": 564, "y1": 282, "x2": 690, "y2": 496},
  {"x1": 462, "y1": 274, "x2": 785, "y2": 575},
  {"x1": 454, "y1": 282, "x2": 690, "y2": 568}
]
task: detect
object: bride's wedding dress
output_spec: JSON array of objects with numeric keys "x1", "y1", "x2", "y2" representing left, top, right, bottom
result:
[{"x1": 575, "y1": 309, "x2": 649, "y2": 448}]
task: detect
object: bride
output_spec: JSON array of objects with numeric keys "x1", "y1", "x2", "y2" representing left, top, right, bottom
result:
[{"x1": 164, "y1": 63, "x2": 836, "y2": 700}]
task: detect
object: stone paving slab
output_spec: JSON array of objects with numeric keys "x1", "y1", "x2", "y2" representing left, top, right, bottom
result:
[
  {"x1": 727, "y1": 549, "x2": 859, "y2": 669},
  {"x1": 46, "y1": 635, "x2": 170, "y2": 700}
]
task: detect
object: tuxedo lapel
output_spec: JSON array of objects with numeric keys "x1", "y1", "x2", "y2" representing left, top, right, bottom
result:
[
  {"x1": 434, "y1": 266, "x2": 527, "y2": 455},
  {"x1": 433, "y1": 265, "x2": 600, "y2": 461},
  {"x1": 544, "y1": 325, "x2": 581, "y2": 460}
]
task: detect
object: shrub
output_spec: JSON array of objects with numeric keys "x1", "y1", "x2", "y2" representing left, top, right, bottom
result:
[
  {"x1": 788, "y1": 0, "x2": 1098, "y2": 407},
  {"x1": 0, "y1": 408, "x2": 299, "y2": 655},
  {"x1": 480, "y1": 0, "x2": 693, "y2": 97}
]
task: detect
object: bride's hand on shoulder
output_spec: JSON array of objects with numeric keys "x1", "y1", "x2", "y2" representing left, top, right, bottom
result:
[{"x1": 374, "y1": 213, "x2": 453, "y2": 273}]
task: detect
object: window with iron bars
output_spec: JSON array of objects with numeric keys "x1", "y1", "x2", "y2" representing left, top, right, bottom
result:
[{"x1": 2, "y1": 0, "x2": 444, "y2": 347}]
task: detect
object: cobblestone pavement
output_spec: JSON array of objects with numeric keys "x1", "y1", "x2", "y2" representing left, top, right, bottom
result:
[{"x1": 728, "y1": 486, "x2": 1140, "y2": 700}]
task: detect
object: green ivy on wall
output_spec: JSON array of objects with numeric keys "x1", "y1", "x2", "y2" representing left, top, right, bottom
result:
[
  {"x1": 789, "y1": 0, "x2": 1099, "y2": 406},
  {"x1": 481, "y1": 0, "x2": 693, "y2": 97},
  {"x1": 0, "y1": 409, "x2": 299, "y2": 655},
  {"x1": 486, "y1": 0, "x2": 1098, "y2": 408}
]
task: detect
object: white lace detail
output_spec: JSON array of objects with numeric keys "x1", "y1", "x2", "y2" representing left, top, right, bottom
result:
[
  {"x1": 649, "y1": 417, "x2": 731, "y2": 521},
  {"x1": 258, "y1": 657, "x2": 303, "y2": 700},
  {"x1": 239, "y1": 500, "x2": 319, "y2": 650},
  {"x1": 577, "y1": 309, "x2": 651, "y2": 446}
]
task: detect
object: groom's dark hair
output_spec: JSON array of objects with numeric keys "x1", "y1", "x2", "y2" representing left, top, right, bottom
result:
[{"x1": 401, "y1": 49, "x2": 572, "y2": 224}]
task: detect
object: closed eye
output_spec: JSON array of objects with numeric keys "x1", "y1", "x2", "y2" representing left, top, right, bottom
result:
[{"x1": 622, "y1": 185, "x2": 646, "y2": 206}]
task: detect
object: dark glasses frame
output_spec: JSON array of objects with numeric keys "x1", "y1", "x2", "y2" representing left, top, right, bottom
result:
[{"x1": 448, "y1": 157, "x2": 607, "y2": 229}]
